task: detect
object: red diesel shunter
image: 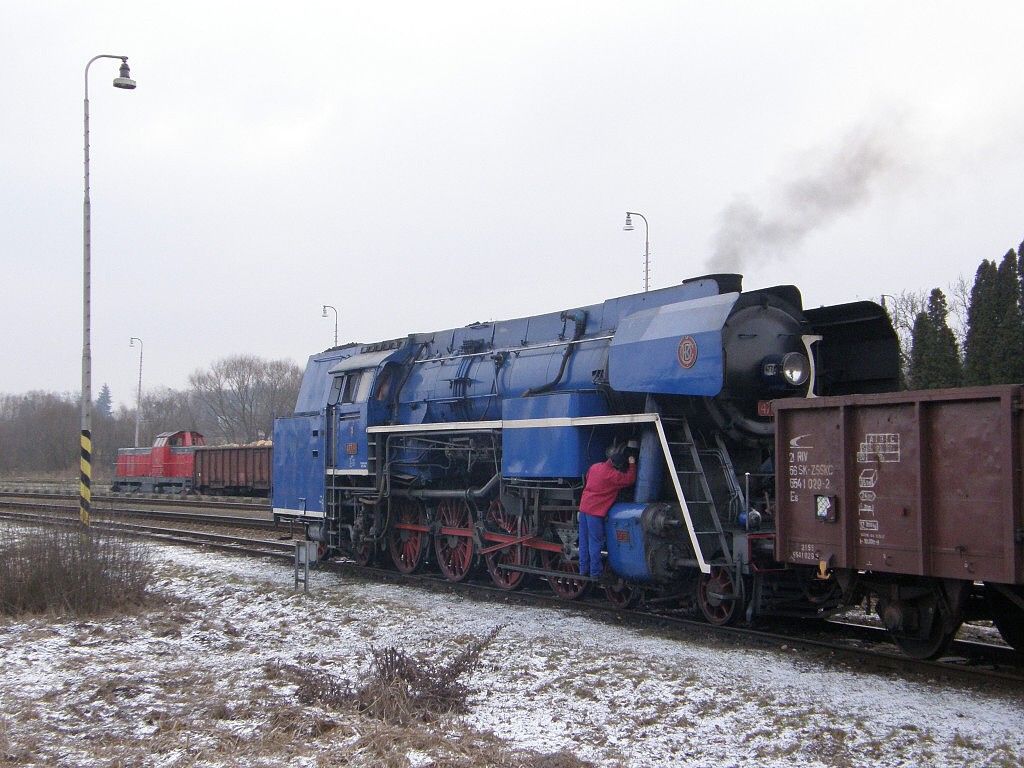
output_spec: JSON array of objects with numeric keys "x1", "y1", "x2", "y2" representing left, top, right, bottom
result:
[{"x1": 112, "y1": 430, "x2": 205, "y2": 493}]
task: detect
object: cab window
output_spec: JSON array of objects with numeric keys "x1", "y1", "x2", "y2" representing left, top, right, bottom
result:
[
  {"x1": 355, "y1": 371, "x2": 374, "y2": 402},
  {"x1": 328, "y1": 376, "x2": 344, "y2": 405},
  {"x1": 330, "y1": 370, "x2": 375, "y2": 405},
  {"x1": 341, "y1": 372, "x2": 362, "y2": 403}
]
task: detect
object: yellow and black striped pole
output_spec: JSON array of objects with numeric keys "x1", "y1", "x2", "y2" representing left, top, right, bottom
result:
[
  {"x1": 79, "y1": 429, "x2": 92, "y2": 526},
  {"x1": 79, "y1": 55, "x2": 135, "y2": 527}
]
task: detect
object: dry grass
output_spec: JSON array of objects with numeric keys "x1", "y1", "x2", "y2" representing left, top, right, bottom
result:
[
  {"x1": 0, "y1": 542, "x2": 1014, "y2": 768},
  {"x1": 0, "y1": 525, "x2": 153, "y2": 616}
]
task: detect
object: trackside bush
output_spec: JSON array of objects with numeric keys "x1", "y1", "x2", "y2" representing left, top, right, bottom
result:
[
  {"x1": 0, "y1": 524, "x2": 153, "y2": 616},
  {"x1": 270, "y1": 624, "x2": 506, "y2": 726}
]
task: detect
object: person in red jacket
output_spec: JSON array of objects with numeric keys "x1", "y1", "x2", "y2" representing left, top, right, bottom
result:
[{"x1": 578, "y1": 450, "x2": 637, "y2": 579}]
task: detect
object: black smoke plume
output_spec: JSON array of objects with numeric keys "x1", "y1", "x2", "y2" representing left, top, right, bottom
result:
[{"x1": 710, "y1": 126, "x2": 899, "y2": 272}]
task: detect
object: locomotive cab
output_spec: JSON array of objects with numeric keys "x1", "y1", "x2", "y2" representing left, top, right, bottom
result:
[{"x1": 325, "y1": 342, "x2": 409, "y2": 475}]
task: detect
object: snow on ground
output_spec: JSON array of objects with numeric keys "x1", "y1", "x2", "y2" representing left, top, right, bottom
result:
[{"x1": 0, "y1": 541, "x2": 1022, "y2": 767}]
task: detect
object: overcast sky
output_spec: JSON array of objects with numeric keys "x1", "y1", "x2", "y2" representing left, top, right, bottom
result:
[{"x1": 3, "y1": 2, "x2": 1023, "y2": 409}]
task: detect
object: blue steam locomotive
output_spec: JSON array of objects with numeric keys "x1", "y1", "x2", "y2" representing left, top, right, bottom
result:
[{"x1": 272, "y1": 273, "x2": 899, "y2": 622}]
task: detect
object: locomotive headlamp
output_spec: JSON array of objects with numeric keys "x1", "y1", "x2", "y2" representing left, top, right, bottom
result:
[
  {"x1": 761, "y1": 352, "x2": 810, "y2": 389},
  {"x1": 781, "y1": 352, "x2": 809, "y2": 386}
]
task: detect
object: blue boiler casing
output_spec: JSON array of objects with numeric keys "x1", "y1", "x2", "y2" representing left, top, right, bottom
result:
[
  {"x1": 394, "y1": 277, "x2": 735, "y2": 428},
  {"x1": 501, "y1": 391, "x2": 610, "y2": 478},
  {"x1": 606, "y1": 503, "x2": 655, "y2": 582}
]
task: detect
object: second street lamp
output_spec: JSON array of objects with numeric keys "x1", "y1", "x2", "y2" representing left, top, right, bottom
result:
[
  {"x1": 129, "y1": 337, "x2": 143, "y2": 448},
  {"x1": 80, "y1": 54, "x2": 136, "y2": 527},
  {"x1": 322, "y1": 304, "x2": 338, "y2": 347},
  {"x1": 623, "y1": 211, "x2": 651, "y2": 293}
]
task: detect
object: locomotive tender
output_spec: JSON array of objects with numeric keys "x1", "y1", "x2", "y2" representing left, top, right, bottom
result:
[{"x1": 273, "y1": 274, "x2": 914, "y2": 623}]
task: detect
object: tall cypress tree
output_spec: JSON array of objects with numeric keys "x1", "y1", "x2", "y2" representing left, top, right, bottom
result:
[
  {"x1": 1017, "y1": 241, "x2": 1024, "y2": 369},
  {"x1": 991, "y1": 249, "x2": 1024, "y2": 383},
  {"x1": 963, "y1": 260, "x2": 999, "y2": 386},
  {"x1": 908, "y1": 310, "x2": 933, "y2": 389},
  {"x1": 1017, "y1": 240, "x2": 1024, "y2": 317},
  {"x1": 909, "y1": 288, "x2": 961, "y2": 389},
  {"x1": 928, "y1": 289, "x2": 962, "y2": 387}
]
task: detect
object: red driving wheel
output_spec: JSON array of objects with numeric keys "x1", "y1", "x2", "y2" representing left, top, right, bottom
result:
[
  {"x1": 387, "y1": 497, "x2": 429, "y2": 573},
  {"x1": 483, "y1": 499, "x2": 531, "y2": 590},
  {"x1": 433, "y1": 498, "x2": 476, "y2": 582}
]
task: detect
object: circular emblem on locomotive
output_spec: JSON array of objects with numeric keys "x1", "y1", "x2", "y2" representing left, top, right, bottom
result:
[{"x1": 677, "y1": 336, "x2": 698, "y2": 369}]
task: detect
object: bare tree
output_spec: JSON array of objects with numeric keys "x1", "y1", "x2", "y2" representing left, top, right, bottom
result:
[
  {"x1": 946, "y1": 274, "x2": 971, "y2": 351},
  {"x1": 0, "y1": 392, "x2": 79, "y2": 475},
  {"x1": 137, "y1": 387, "x2": 203, "y2": 446},
  {"x1": 258, "y1": 358, "x2": 304, "y2": 432},
  {"x1": 883, "y1": 290, "x2": 926, "y2": 384},
  {"x1": 188, "y1": 355, "x2": 301, "y2": 443}
]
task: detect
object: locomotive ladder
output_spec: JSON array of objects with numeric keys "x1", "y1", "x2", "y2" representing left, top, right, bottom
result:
[
  {"x1": 659, "y1": 416, "x2": 734, "y2": 565},
  {"x1": 323, "y1": 435, "x2": 380, "y2": 554}
]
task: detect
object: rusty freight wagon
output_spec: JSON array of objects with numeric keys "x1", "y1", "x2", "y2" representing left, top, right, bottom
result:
[
  {"x1": 774, "y1": 384, "x2": 1024, "y2": 657},
  {"x1": 193, "y1": 444, "x2": 272, "y2": 497}
]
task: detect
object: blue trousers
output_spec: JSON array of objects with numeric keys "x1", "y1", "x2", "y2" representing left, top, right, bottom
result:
[{"x1": 578, "y1": 512, "x2": 606, "y2": 578}]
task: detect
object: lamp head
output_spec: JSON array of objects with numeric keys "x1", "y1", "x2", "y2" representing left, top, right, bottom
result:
[
  {"x1": 623, "y1": 213, "x2": 634, "y2": 231},
  {"x1": 113, "y1": 59, "x2": 136, "y2": 90},
  {"x1": 321, "y1": 306, "x2": 328, "y2": 317}
]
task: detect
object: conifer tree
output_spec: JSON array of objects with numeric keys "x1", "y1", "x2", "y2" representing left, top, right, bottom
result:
[
  {"x1": 909, "y1": 289, "x2": 961, "y2": 389},
  {"x1": 909, "y1": 311, "x2": 933, "y2": 389},
  {"x1": 95, "y1": 384, "x2": 114, "y2": 419},
  {"x1": 1017, "y1": 241, "x2": 1024, "y2": 316},
  {"x1": 962, "y1": 260, "x2": 999, "y2": 385},
  {"x1": 991, "y1": 250, "x2": 1024, "y2": 383}
]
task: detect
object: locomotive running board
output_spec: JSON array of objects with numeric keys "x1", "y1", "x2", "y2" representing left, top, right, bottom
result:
[{"x1": 367, "y1": 413, "x2": 711, "y2": 574}]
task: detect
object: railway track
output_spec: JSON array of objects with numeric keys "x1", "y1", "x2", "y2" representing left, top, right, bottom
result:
[
  {"x1": 0, "y1": 507, "x2": 292, "y2": 558},
  {"x1": 1, "y1": 500, "x2": 1020, "y2": 686},
  {"x1": 0, "y1": 489, "x2": 270, "y2": 514},
  {"x1": 0, "y1": 495, "x2": 275, "y2": 528}
]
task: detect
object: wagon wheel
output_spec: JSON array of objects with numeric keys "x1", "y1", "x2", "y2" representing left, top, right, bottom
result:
[
  {"x1": 696, "y1": 566, "x2": 746, "y2": 626},
  {"x1": 433, "y1": 498, "x2": 476, "y2": 582},
  {"x1": 880, "y1": 588, "x2": 962, "y2": 660},
  {"x1": 387, "y1": 498, "x2": 429, "y2": 574},
  {"x1": 604, "y1": 578, "x2": 641, "y2": 609},
  {"x1": 540, "y1": 550, "x2": 590, "y2": 600},
  {"x1": 987, "y1": 584, "x2": 1024, "y2": 652},
  {"x1": 483, "y1": 499, "x2": 532, "y2": 590}
]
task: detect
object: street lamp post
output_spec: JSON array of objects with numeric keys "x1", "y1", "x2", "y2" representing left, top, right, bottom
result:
[
  {"x1": 322, "y1": 304, "x2": 338, "y2": 347},
  {"x1": 129, "y1": 337, "x2": 143, "y2": 448},
  {"x1": 623, "y1": 211, "x2": 650, "y2": 292},
  {"x1": 81, "y1": 54, "x2": 136, "y2": 527}
]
